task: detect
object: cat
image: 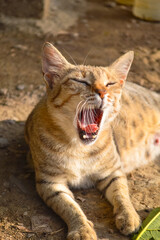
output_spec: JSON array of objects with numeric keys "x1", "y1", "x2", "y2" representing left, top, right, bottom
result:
[{"x1": 25, "y1": 42, "x2": 160, "y2": 240}]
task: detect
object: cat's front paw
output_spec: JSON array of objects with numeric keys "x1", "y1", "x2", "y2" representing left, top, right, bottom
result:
[
  {"x1": 67, "y1": 221, "x2": 97, "y2": 240},
  {"x1": 115, "y1": 207, "x2": 141, "y2": 235}
]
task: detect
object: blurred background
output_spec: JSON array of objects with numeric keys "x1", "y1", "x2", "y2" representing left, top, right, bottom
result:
[{"x1": 0, "y1": 1, "x2": 159, "y2": 240}]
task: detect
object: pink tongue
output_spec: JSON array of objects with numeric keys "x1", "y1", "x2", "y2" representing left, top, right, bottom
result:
[{"x1": 81, "y1": 124, "x2": 98, "y2": 133}]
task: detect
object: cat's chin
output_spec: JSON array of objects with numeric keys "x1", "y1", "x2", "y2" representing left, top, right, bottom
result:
[{"x1": 77, "y1": 108, "x2": 103, "y2": 145}]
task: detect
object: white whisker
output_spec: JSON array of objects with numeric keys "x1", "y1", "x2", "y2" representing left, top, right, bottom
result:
[
  {"x1": 73, "y1": 100, "x2": 84, "y2": 127},
  {"x1": 93, "y1": 108, "x2": 98, "y2": 117},
  {"x1": 89, "y1": 106, "x2": 95, "y2": 123},
  {"x1": 88, "y1": 108, "x2": 94, "y2": 133},
  {"x1": 73, "y1": 99, "x2": 88, "y2": 128},
  {"x1": 63, "y1": 48, "x2": 78, "y2": 66},
  {"x1": 83, "y1": 109, "x2": 87, "y2": 126},
  {"x1": 62, "y1": 49, "x2": 82, "y2": 75},
  {"x1": 82, "y1": 49, "x2": 92, "y2": 65}
]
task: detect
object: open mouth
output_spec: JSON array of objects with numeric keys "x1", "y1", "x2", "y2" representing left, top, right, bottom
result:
[{"x1": 77, "y1": 108, "x2": 103, "y2": 144}]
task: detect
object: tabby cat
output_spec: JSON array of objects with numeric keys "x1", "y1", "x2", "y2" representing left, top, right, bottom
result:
[{"x1": 25, "y1": 42, "x2": 160, "y2": 240}]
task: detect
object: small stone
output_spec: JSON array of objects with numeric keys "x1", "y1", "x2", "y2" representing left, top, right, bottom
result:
[
  {"x1": 27, "y1": 233, "x2": 35, "y2": 238},
  {"x1": 31, "y1": 215, "x2": 52, "y2": 233},
  {"x1": 13, "y1": 44, "x2": 28, "y2": 51},
  {"x1": 126, "y1": 24, "x2": 131, "y2": 29},
  {"x1": 17, "y1": 222, "x2": 24, "y2": 226},
  {"x1": 0, "y1": 137, "x2": 9, "y2": 148},
  {"x1": 131, "y1": 18, "x2": 137, "y2": 24},
  {"x1": 56, "y1": 30, "x2": 69, "y2": 36},
  {"x1": 72, "y1": 32, "x2": 79, "y2": 38},
  {"x1": 76, "y1": 196, "x2": 86, "y2": 202},
  {"x1": 5, "y1": 119, "x2": 16, "y2": 125},
  {"x1": 23, "y1": 211, "x2": 28, "y2": 216},
  {"x1": 16, "y1": 84, "x2": 25, "y2": 91},
  {"x1": 120, "y1": 5, "x2": 127, "y2": 10},
  {"x1": 0, "y1": 88, "x2": 8, "y2": 96},
  {"x1": 105, "y1": 1, "x2": 116, "y2": 8},
  {"x1": 10, "y1": 48, "x2": 15, "y2": 53},
  {"x1": 56, "y1": 40, "x2": 63, "y2": 45},
  {"x1": 11, "y1": 53, "x2": 16, "y2": 57}
]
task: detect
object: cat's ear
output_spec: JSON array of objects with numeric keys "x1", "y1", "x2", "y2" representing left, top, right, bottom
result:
[
  {"x1": 109, "y1": 51, "x2": 134, "y2": 85},
  {"x1": 42, "y1": 42, "x2": 69, "y2": 89}
]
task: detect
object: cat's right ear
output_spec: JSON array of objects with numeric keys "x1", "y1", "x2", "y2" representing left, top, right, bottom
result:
[
  {"x1": 42, "y1": 42, "x2": 69, "y2": 89},
  {"x1": 109, "y1": 51, "x2": 134, "y2": 86}
]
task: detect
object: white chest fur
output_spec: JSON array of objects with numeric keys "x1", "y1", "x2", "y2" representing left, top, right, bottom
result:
[{"x1": 64, "y1": 154, "x2": 97, "y2": 188}]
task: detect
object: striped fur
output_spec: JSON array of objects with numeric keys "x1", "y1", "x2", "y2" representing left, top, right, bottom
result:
[{"x1": 25, "y1": 43, "x2": 160, "y2": 239}]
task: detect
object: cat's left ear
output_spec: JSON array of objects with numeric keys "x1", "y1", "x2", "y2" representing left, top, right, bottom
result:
[
  {"x1": 42, "y1": 42, "x2": 70, "y2": 88},
  {"x1": 109, "y1": 51, "x2": 134, "y2": 85}
]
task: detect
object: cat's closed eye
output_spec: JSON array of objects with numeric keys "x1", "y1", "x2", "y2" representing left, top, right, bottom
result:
[
  {"x1": 70, "y1": 78, "x2": 90, "y2": 87},
  {"x1": 106, "y1": 82, "x2": 116, "y2": 87}
]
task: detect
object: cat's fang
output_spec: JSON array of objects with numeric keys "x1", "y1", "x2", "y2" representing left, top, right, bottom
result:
[
  {"x1": 82, "y1": 135, "x2": 93, "y2": 139},
  {"x1": 82, "y1": 134, "x2": 96, "y2": 139},
  {"x1": 83, "y1": 135, "x2": 88, "y2": 139},
  {"x1": 83, "y1": 134, "x2": 97, "y2": 139}
]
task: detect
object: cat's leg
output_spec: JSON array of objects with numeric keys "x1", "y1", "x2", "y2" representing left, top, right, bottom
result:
[
  {"x1": 36, "y1": 175, "x2": 97, "y2": 240},
  {"x1": 97, "y1": 168, "x2": 141, "y2": 235}
]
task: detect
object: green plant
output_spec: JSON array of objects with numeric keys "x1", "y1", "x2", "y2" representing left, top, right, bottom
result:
[{"x1": 132, "y1": 208, "x2": 160, "y2": 240}]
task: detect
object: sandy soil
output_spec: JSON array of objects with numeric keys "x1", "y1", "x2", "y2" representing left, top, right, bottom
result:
[{"x1": 0, "y1": 0, "x2": 160, "y2": 239}]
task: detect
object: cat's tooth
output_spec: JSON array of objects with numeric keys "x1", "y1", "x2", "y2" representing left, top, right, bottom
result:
[
  {"x1": 92, "y1": 135, "x2": 96, "y2": 138},
  {"x1": 83, "y1": 135, "x2": 87, "y2": 139}
]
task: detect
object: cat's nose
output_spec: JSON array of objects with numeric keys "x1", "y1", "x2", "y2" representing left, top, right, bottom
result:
[{"x1": 95, "y1": 89, "x2": 107, "y2": 99}]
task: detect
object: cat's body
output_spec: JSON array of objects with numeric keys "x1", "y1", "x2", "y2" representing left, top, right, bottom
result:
[
  {"x1": 25, "y1": 43, "x2": 160, "y2": 240},
  {"x1": 114, "y1": 82, "x2": 160, "y2": 172}
]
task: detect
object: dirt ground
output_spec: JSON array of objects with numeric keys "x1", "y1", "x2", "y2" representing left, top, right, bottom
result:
[{"x1": 0, "y1": 0, "x2": 160, "y2": 239}]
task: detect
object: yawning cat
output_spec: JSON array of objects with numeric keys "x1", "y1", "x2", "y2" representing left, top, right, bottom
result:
[{"x1": 25, "y1": 42, "x2": 160, "y2": 240}]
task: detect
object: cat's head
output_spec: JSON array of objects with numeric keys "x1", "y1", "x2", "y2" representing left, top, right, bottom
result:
[{"x1": 42, "y1": 42, "x2": 134, "y2": 145}]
